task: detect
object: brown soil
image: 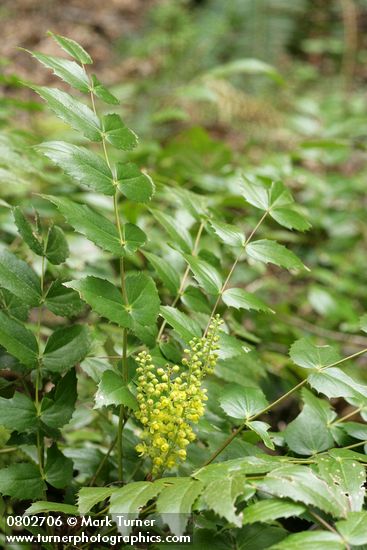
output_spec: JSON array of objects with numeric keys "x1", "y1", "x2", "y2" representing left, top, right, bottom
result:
[{"x1": 1, "y1": 0, "x2": 156, "y2": 86}]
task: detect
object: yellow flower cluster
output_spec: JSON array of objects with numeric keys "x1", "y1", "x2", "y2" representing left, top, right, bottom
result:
[{"x1": 134, "y1": 315, "x2": 222, "y2": 475}]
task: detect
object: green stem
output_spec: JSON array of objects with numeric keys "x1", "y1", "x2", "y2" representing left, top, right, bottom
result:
[
  {"x1": 88, "y1": 82, "x2": 128, "y2": 482},
  {"x1": 204, "y1": 210, "x2": 269, "y2": 336},
  {"x1": 36, "y1": 255, "x2": 46, "y2": 481}
]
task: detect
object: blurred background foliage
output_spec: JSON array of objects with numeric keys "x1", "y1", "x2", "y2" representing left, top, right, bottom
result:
[{"x1": 1, "y1": 0, "x2": 367, "y2": 459}]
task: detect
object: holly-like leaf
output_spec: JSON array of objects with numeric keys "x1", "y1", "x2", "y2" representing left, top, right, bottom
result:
[
  {"x1": 42, "y1": 195, "x2": 146, "y2": 256},
  {"x1": 28, "y1": 51, "x2": 90, "y2": 92},
  {"x1": 109, "y1": 482, "x2": 163, "y2": 530},
  {"x1": 45, "y1": 225, "x2": 69, "y2": 265},
  {"x1": 95, "y1": 370, "x2": 138, "y2": 410},
  {"x1": 40, "y1": 369, "x2": 77, "y2": 429},
  {"x1": 44, "y1": 280, "x2": 84, "y2": 317},
  {"x1": 13, "y1": 207, "x2": 44, "y2": 256},
  {"x1": 0, "y1": 392, "x2": 37, "y2": 432},
  {"x1": 38, "y1": 141, "x2": 115, "y2": 195},
  {"x1": 247, "y1": 239, "x2": 305, "y2": 271},
  {"x1": 144, "y1": 251, "x2": 181, "y2": 294},
  {"x1": 289, "y1": 338, "x2": 340, "y2": 370},
  {"x1": 201, "y1": 476, "x2": 247, "y2": 527},
  {"x1": 242, "y1": 499, "x2": 306, "y2": 525},
  {"x1": 90, "y1": 75, "x2": 119, "y2": 105},
  {"x1": 116, "y1": 162, "x2": 154, "y2": 203},
  {"x1": 222, "y1": 287, "x2": 273, "y2": 313},
  {"x1": 25, "y1": 501, "x2": 78, "y2": 515},
  {"x1": 219, "y1": 386, "x2": 268, "y2": 421},
  {"x1": 102, "y1": 114, "x2": 138, "y2": 150},
  {"x1": 156, "y1": 478, "x2": 203, "y2": 535},
  {"x1": 270, "y1": 208, "x2": 310, "y2": 232},
  {"x1": 32, "y1": 86, "x2": 101, "y2": 141},
  {"x1": 160, "y1": 306, "x2": 201, "y2": 342},
  {"x1": 256, "y1": 465, "x2": 347, "y2": 517},
  {"x1": 151, "y1": 210, "x2": 193, "y2": 254},
  {"x1": 270, "y1": 531, "x2": 344, "y2": 550},
  {"x1": 184, "y1": 255, "x2": 222, "y2": 295},
  {"x1": 42, "y1": 325, "x2": 91, "y2": 372},
  {"x1": 0, "y1": 289, "x2": 29, "y2": 321},
  {"x1": 78, "y1": 487, "x2": 117, "y2": 514},
  {"x1": 309, "y1": 367, "x2": 367, "y2": 403},
  {"x1": 317, "y1": 455, "x2": 366, "y2": 512},
  {"x1": 48, "y1": 31, "x2": 92, "y2": 64},
  {"x1": 0, "y1": 463, "x2": 45, "y2": 500},
  {"x1": 0, "y1": 250, "x2": 41, "y2": 306},
  {"x1": 45, "y1": 444, "x2": 73, "y2": 488},
  {"x1": 284, "y1": 404, "x2": 334, "y2": 455},
  {"x1": 67, "y1": 273, "x2": 160, "y2": 329},
  {"x1": 210, "y1": 220, "x2": 245, "y2": 247},
  {"x1": 247, "y1": 420, "x2": 275, "y2": 450},
  {"x1": 336, "y1": 511, "x2": 367, "y2": 546},
  {"x1": 0, "y1": 311, "x2": 38, "y2": 367}
]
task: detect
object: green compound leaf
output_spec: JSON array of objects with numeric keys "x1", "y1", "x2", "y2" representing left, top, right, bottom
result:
[
  {"x1": 219, "y1": 385, "x2": 268, "y2": 421},
  {"x1": 42, "y1": 325, "x2": 91, "y2": 372},
  {"x1": 143, "y1": 251, "x2": 181, "y2": 294},
  {"x1": 289, "y1": 338, "x2": 340, "y2": 370},
  {"x1": 31, "y1": 86, "x2": 101, "y2": 141},
  {"x1": 67, "y1": 273, "x2": 160, "y2": 329},
  {"x1": 45, "y1": 444, "x2": 73, "y2": 489},
  {"x1": 160, "y1": 305, "x2": 201, "y2": 342},
  {"x1": 116, "y1": 162, "x2": 154, "y2": 203},
  {"x1": 38, "y1": 141, "x2": 115, "y2": 195},
  {"x1": 78, "y1": 486, "x2": 117, "y2": 514},
  {"x1": 45, "y1": 225, "x2": 69, "y2": 265},
  {"x1": 90, "y1": 74, "x2": 119, "y2": 105},
  {"x1": 270, "y1": 531, "x2": 344, "y2": 550},
  {"x1": 242, "y1": 499, "x2": 306, "y2": 525},
  {"x1": 102, "y1": 113, "x2": 138, "y2": 150},
  {"x1": 13, "y1": 207, "x2": 44, "y2": 256},
  {"x1": 0, "y1": 249, "x2": 41, "y2": 306},
  {"x1": 210, "y1": 220, "x2": 245, "y2": 247},
  {"x1": 222, "y1": 287, "x2": 273, "y2": 313},
  {"x1": 40, "y1": 369, "x2": 77, "y2": 429},
  {"x1": 0, "y1": 311, "x2": 38, "y2": 367},
  {"x1": 28, "y1": 51, "x2": 90, "y2": 92},
  {"x1": 336, "y1": 511, "x2": 367, "y2": 546},
  {"x1": 156, "y1": 478, "x2": 203, "y2": 535},
  {"x1": 0, "y1": 463, "x2": 45, "y2": 500},
  {"x1": 184, "y1": 255, "x2": 222, "y2": 295},
  {"x1": 42, "y1": 195, "x2": 146, "y2": 256},
  {"x1": 48, "y1": 31, "x2": 93, "y2": 64},
  {"x1": 95, "y1": 370, "x2": 138, "y2": 410},
  {"x1": 0, "y1": 392, "x2": 37, "y2": 432},
  {"x1": 44, "y1": 280, "x2": 84, "y2": 317},
  {"x1": 247, "y1": 239, "x2": 305, "y2": 271}
]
